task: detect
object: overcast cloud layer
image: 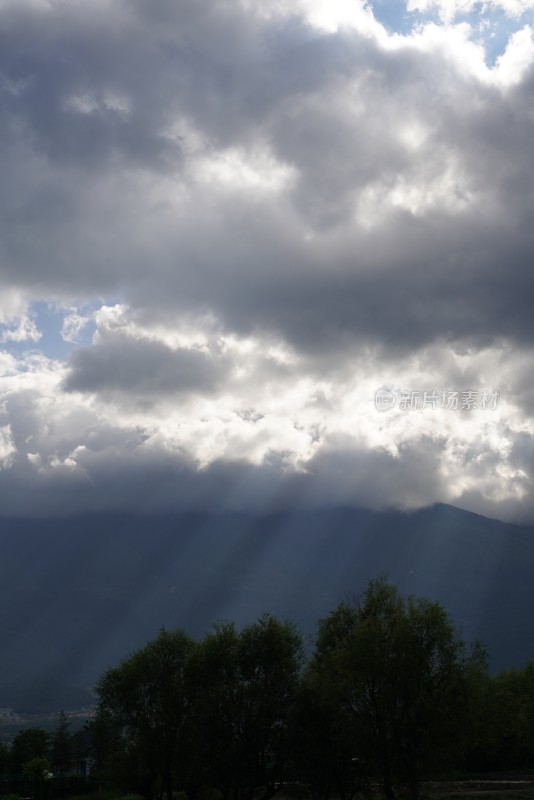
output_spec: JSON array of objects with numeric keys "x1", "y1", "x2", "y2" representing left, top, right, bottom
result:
[{"x1": 1, "y1": 0, "x2": 534, "y2": 521}]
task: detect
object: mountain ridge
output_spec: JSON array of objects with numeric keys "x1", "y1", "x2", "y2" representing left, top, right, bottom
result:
[{"x1": 1, "y1": 503, "x2": 533, "y2": 712}]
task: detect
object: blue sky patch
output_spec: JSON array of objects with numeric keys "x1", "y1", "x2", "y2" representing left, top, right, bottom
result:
[{"x1": 369, "y1": 0, "x2": 534, "y2": 65}]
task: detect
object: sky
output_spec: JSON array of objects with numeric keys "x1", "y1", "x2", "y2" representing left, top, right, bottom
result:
[{"x1": 1, "y1": 0, "x2": 534, "y2": 522}]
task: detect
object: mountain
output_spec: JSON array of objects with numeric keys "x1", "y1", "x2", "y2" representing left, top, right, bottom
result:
[{"x1": 1, "y1": 503, "x2": 533, "y2": 713}]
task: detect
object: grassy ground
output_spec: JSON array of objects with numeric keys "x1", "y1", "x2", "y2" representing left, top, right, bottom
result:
[
  {"x1": 46, "y1": 779, "x2": 534, "y2": 800},
  {"x1": 424, "y1": 780, "x2": 534, "y2": 800},
  {"x1": 430, "y1": 791, "x2": 534, "y2": 800}
]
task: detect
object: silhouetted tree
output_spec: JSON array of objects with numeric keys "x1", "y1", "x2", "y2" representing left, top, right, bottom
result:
[
  {"x1": 11, "y1": 728, "x2": 49, "y2": 775},
  {"x1": 467, "y1": 660, "x2": 534, "y2": 770},
  {"x1": 51, "y1": 710, "x2": 73, "y2": 776},
  {"x1": 96, "y1": 627, "x2": 196, "y2": 800},
  {"x1": 188, "y1": 622, "x2": 241, "y2": 798},
  {"x1": 190, "y1": 615, "x2": 304, "y2": 800},
  {"x1": 312, "y1": 578, "x2": 486, "y2": 800},
  {"x1": 0, "y1": 741, "x2": 10, "y2": 776},
  {"x1": 22, "y1": 755, "x2": 53, "y2": 800},
  {"x1": 294, "y1": 669, "x2": 363, "y2": 800}
]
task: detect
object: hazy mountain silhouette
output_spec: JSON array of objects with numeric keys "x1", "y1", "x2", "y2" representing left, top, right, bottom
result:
[{"x1": 1, "y1": 503, "x2": 533, "y2": 712}]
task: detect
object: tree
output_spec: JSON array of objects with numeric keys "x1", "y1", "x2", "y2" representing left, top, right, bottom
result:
[
  {"x1": 237, "y1": 614, "x2": 304, "y2": 800},
  {"x1": 467, "y1": 660, "x2": 534, "y2": 770},
  {"x1": 22, "y1": 755, "x2": 53, "y2": 781},
  {"x1": 312, "y1": 578, "x2": 486, "y2": 800},
  {"x1": 294, "y1": 668, "x2": 363, "y2": 800},
  {"x1": 0, "y1": 741, "x2": 10, "y2": 776},
  {"x1": 51, "y1": 710, "x2": 73, "y2": 776},
  {"x1": 187, "y1": 622, "x2": 242, "y2": 798},
  {"x1": 22, "y1": 756, "x2": 53, "y2": 800},
  {"x1": 95, "y1": 627, "x2": 196, "y2": 799},
  {"x1": 189, "y1": 615, "x2": 304, "y2": 800},
  {"x1": 90, "y1": 710, "x2": 141, "y2": 792},
  {"x1": 11, "y1": 728, "x2": 49, "y2": 775}
]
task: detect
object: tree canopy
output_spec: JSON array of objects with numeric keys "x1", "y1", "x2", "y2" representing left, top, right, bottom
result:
[
  {"x1": 36, "y1": 578, "x2": 534, "y2": 800},
  {"x1": 96, "y1": 627, "x2": 196, "y2": 800},
  {"x1": 310, "y1": 578, "x2": 486, "y2": 800},
  {"x1": 10, "y1": 728, "x2": 49, "y2": 775}
]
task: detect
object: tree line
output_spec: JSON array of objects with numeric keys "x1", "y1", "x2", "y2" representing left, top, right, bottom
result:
[
  {"x1": 0, "y1": 709, "x2": 89, "y2": 789},
  {"x1": 3, "y1": 579, "x2": 534, "y2": 800}
]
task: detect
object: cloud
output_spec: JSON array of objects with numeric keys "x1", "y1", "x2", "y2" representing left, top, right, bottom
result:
[
  {"x1": 494, "y1": 24, "x2": 534, "y2": 83},
  {"x1": 407, "y1": 0, "x2": 534, "y2": 21},
  {"x1": 2, "y1": 0, "x2": 533, "y2": 353},
  {"x1": 60, "y1": 307, "x2": 94, "y2": 344},
  {"x1": 0, "y1": 313, "x2": 532, "y2": 521},
  {"x1": 0, "y1": 425, "x2": 16, "y2": 468},
  {"x1": 0, "y1": 287, "x2": 41, "y2": 343},
  {"x1": 63, "y1": 333, "x2": 230, "y2": 398},
  {"x1": 1, "y1": 0, "x2": 534, "y2": 520}
]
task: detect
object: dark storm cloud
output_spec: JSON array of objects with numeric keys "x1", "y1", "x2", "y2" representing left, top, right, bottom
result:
[
  {"x1": 1, "y1": 0, "x2": 534, "y2": 354},
  {"x1": 126, "y1": 205, "x2": 534, "y2": 356},
  {"x1": 0, "y1": 0, "x2": 363, "y2": 299},
  {"x1": 0, "y1": 0, "x2": 351, "y2": 168},
  {"x1": 63, "y1": 334, "x2": 229, "y2": 397},
  {"x1": 0, "y1": 1, "x2": 179, "y2": 170},
  {"x1": 0, "y1": 338, "x2": 529, "y2": 520},
  {"x1": 0, "y1": 425, "x2": 447, "y2": 517},
  {"x1": 1, "y1": 0, "x2": 534, "y2": 522}
]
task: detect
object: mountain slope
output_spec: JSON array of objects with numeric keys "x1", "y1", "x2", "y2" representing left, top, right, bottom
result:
[{"x1": 1, "y1": 504, "x2": 533, "y2": 712}]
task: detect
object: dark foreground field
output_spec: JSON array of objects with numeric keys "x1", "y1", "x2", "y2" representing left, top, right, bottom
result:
[
  {"x1": 7, "y1": 780, "x2": 530, "y2": 800},
  {"x1": 425, "y1": 780, "x2": 534, "y2": 800}
]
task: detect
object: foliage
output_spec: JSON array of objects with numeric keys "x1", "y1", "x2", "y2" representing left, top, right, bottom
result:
[
  {"x1": 294, "y1": 667, "x2": 363, "y2": 800},
  {"x1": 186, "y1": 621, "x2": 242, "y2": 796},
  {"x1": 22, "y1": 755, "x2": 53, "y2": 782},
  {"x1": 236, "y1": 614, "x2": 304, "y2": 799},
  {"x1": 190, "y1": 615, "x2": 304, "y2": 800},
  {"x1": 310, "y1": 578, "x2": 487, "y2": 800},
  {"x1": 117, "y1": 795, "x2": 145, "y2": 800},
  {"x1": 466, "y1": 660, "x2": 534, "y2": 770},
  {"x1": 11, "y1": 728, "x2": 49, "y2": 774},
  {"x1": 95, "y1": 627, "x2": 196, "y2": 800},
  {"x1": 95, "y1": 615, "x2": 303, "y2": 800},
  {"x1": 11, "y1": 578, "x2": 534, "y2": 800},
  {"x1": 0, "y1": 741, "x2": 10, "y2": 775},
  {"x1": 51, "y1": 710, "x2": 73, "y2": 776}
]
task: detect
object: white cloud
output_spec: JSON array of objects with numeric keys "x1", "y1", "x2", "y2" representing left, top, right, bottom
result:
[
  {"x1": 1, "y1": 306, "x2": 534, "y2": 520},
  {"x1": 0, "y1": 0, "x2": 534, "y2": 520},
  {"x1": 407, "y1": 0, "x2": 534, "y2": 21},
  {"x1": 494, "y1": 24, "x2": 534, "y2": 84},
  {"x1": 191, "y1": 147, "x2": 296, "y2": 194},
  {"x1": 61, "y1": 308, "x2": 93, "y2": 344},
  {"x1": 0, "y1": 424, "x2": 16, "y2": 468},
  {"x1": 298, "y1": 0, "x2": 383, "y2": 35},
  {"x1": 0, "y1": 289, "x2": 41, "y2": 344}
]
